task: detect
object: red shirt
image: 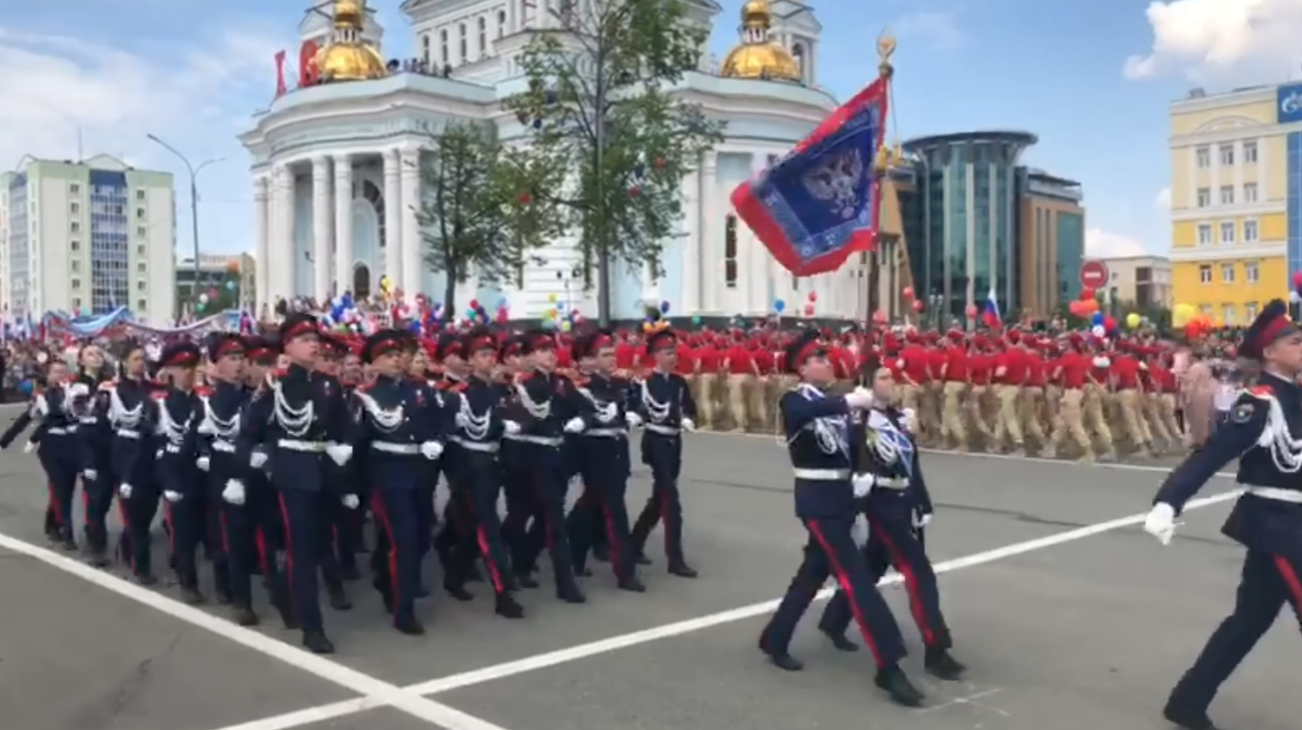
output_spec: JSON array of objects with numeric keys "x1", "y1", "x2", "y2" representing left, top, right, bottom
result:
[
  {"x1": 752, "y1": 348, "x2": 774, "y2": 375},
  {"x1": 969, "y1": 354, "x2": 991, "y2": 385},
  {"x1": 899, "y1": 344, "x2": 930, "y2": 384},
  {"x1": 1059, "y1": 353, "x2": 1090, "y2": 389},
  {"x1": 557, "y1": 348, "x2": 573, "y2": 369},
  {"x1": 998, "y1": 348, "x2": 1028, "y2": 385},
  {"x1": 1025, "y1": 351, "x2": 1046, "y2": 387},
  {"x1": 674, "y1": 344, "x2": 696, "y2": 375},
  {"x1": 928, "y1": 348, "x2": 947, "y2": 381},
  {"x1": 943, "y1": 347, "x2": 968, "y2": 381},
  {"x1": 1112, "y1": 354, "x2": 1141, "y2": 390},
  {"x1": 725, "y1": 345, "x2": 753, "y2": 375},
  {"x1": 615, "y1": 343, "x2": 636, "y2": 370},
  {"x1": 696, "y1": 346, "x2": 719, "y2": 374}
]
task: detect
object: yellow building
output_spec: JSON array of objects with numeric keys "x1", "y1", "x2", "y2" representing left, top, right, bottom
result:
[{"x1": 1169, "y1": 84, "x2": 1294, "y2": 326}]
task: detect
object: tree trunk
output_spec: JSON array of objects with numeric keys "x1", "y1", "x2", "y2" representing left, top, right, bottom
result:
[{"x1": 442, "y1": 260, "x2": 458, "y2": 321}]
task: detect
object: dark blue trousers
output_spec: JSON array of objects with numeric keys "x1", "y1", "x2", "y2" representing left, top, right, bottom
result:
[
  {"x1": 761, "y1": 515, "x2": 906, "y2": 668},
  {"x1": 568, "y1": 441, "x2": 634, "y2": 581},
  {"x1": 512, "y1": 444, "x2": 578, "y2": 588},
  {"x1": 277, "y1": 487, "x2": 327, "y2": 634},
  {"x1": 630, "y1": 434, "x2": 685, "y2": 564},
  {"x1": 1167, "y1": 549, "x2": 1302, "y2": 715},
  {"x1": 371, "y1": 485, "x2": 421, "y2": 623}
]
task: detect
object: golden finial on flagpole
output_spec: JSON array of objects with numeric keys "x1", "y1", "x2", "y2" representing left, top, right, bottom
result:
[{"x1": 874, "y1": 30, "x2": 897, "y2": 175}]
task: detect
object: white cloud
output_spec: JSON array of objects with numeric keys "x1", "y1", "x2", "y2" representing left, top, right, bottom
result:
[
  {"x1": 1086, "y1": 228, "x2": 1148, "y2": 258},
  {"x1": 0, "y1": 25, "x2": 281, "y2": 173},
  {"x1": 893, "y1": 12, "x2": 964, "y2": 50},
  {"x1": 1155, "y1": 187, "x2": 1172, "y2": 210},
  {"x1": 1124, "y1": 0, "x2": 1302, "y2": 80}
]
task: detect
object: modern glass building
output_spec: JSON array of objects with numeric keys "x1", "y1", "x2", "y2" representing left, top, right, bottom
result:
[{"x1": 902, "y1": 131, "x2": 1037, "y2": 322}]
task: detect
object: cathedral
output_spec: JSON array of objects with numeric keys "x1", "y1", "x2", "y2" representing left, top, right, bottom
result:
[{"x1": 239, "y1": 0, "x2": 885, "y2": 320}]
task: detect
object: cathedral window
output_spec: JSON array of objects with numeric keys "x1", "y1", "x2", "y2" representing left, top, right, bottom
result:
[
  {"x1": 459, "y1": 23, "x2": 467, "y2": 62},
  {"x1": 478, "y1": 16, "x2": 487, "y2": 55},
  {"x1": 422, "y1": 34, "x2": 431, "y2": 65},
  {"x1": 440, "y1": 29, "x2": 448, "y2": 64},
  {"x1": 497, "y1": 9, "x2": 507, "y2": 37},
  {"x1": 725, "y1": 214, "x2": 738, "y2": 288}
]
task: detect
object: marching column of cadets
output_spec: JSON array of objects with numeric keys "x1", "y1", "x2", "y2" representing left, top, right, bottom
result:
[{"x1": 0, "y1": 315, "x2": 704, "y2": 654}]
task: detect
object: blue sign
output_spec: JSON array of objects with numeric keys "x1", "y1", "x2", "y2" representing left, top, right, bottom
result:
[{"x1": 1279, "y1": 84, "x2": 1302, "y2": 123}]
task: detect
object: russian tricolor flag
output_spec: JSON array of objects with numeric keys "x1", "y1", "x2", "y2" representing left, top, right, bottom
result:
[{"x1": 982, "y1": 288, "x2": 1002, "y2": 329}]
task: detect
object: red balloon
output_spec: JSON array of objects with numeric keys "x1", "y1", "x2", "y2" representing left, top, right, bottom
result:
[
  {"x1": 911, "y1": 299, "x2": 924, "y2": 313},
  {"x1": 1103, "y1": 315, "x2": 1116, "y2": 331},
  {"x1": 873, "y1": 309, "x2": 887, "y2": 323},
  {"x1": 901, "y1": 286, "x2": 914, "y2": 300},
  {"x1": 807, "y1": 291, "x2": 817, "y2": 302},
  {"x1": 1080, "y1": 288, "x2": 1094, "y2": 302},
  {"x1": 469, "y1": 299, "x2": 480, "y2": 310},
  {"x1": 803, "y1": 304, "x2": 814, "y2": 316},
  {"x1": 965, "y1": 303, "x2": 977, "y2": 318},
  {"x1": 1068, "y1": 301, "x2": 1083, "y2": 316},
  {"x1": 1293, "y1": 272, "x2": 1302, "y2": 288},
  {"x1": 496, "y1": 309, "x2": 509, "y2": 322}
]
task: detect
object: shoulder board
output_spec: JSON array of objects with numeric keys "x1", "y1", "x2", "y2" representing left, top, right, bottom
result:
[
  {"x1": 358, "y1": 382, "x2": 376, "y2": 393},
  {"x1": 1244, "y1": 385, "x2": 1274, "y2": 399},
  {"x1": 150, "y1": 390, "x2": 168, "y2": 401},
  {"x1": 449, "y1": 382, "x2": 468, "y2": 393},
  {"x1": 98, "y1": 380, "x2": 116, "y2": 391},
  {"x1": 513, "y1": 372, "x2": 529, "y2": 386},
  {"x1": 194, "y1": 385, "x2": 213, "y2": 397}
]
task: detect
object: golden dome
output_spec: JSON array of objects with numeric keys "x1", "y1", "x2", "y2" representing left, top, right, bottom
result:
[
  {"x1": 720, "y1": 43, "x2": 801, "y2": 82},
  {"x1": 315, "y1": 0, "x2": 387, "y2": 82},
  {"x1": 741, "y1": 0, "x2": 771, "y2": 26}
]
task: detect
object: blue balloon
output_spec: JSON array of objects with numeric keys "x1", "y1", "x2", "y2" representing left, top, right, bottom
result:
[
  {"x1": 774, "y1": 299, "x2": 786, "y2": 313},
  {"x1": 1091, "y1": 312, "x2": 1104, "y2": 326},
  {"x1": 660, "y1": 300, "x2": 670, "y2": 314}
]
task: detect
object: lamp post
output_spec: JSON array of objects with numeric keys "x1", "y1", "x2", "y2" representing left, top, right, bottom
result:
[{"x1": 146, "y1": 134, "x2": 224, "y2": 303}]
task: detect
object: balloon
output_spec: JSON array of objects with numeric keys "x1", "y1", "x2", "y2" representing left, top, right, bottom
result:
[
  {"x1": 1293, "y1": 272, "x2": 1302, "y2": 289},
  {"x1": 496, "y1": 309, "x2": 509, "y2": 323},
  {"x1": 1080, "y1": 288, "x2": 1094, "y2": 302},
  {"x1": 901, "y1": 286, "x2": 914, "y2": 300},
  {"x1": 872, "y1": 309, "x2": 887, "y2": 324},
  {"x1": 548, "y1": 308, "x2": 558, "y2": 319},
  {"x1": 198, "y1": 293, "x2": 209, "y2": 304},
  {"x1": 548, "y1": 293, "x2": 558, "y2": 303},
  {"x1": 1068, "y1": 301, "x2": 1083, "y2": 316},
  {"x1": 225, "y1": 280, "x2": 236, "y2": 291},
  {"x1": 774, "y1": 299, "x2": 786, "y2": 313},
  {"x1": 911, "y1": 299, "x2": 924, "y2": 313},
  {"x1": 807, "y1": 291, "x2": 817, "y2": 302},
  {"x1": 1080, "y1": 298, "x2": 1099, "y2": 314},
  {"x1": 1126, "y1": 312, "x2": 1141, "y2": 329},
  {"x1": 1172, "y1": 303, "x2": 1195, "y2": 328},
  {"x1": 469, "y1": 299, "x2": 479, "y2": 310},
  {"x1": 691, "y1": 315, "x2": 702, "y2": 325},
  {"x1": 1091, "y1": 324, "x2": 1105, "y2": 338},
  {"x1": 561, "y1": 320, "x2": 572, "y2": 332},
  {"x1": 1091, "y1": 312, "x2": 1104, "y2": 326},
  {"x1": 1103, "y1": 315, "x2": 1117, "y2": 331},
  {"x1": 660, "y1": 300, "x2": 670, "y2": 314},
  {"x1": 803, "y1": 304, "x2": 814, "y2": 316},
  {"x1": 497, "y1": 297, "x2": 509, "y2": 310},
  {"x1": 965, "y1": 303, "x2": 977, "y2": 318}
]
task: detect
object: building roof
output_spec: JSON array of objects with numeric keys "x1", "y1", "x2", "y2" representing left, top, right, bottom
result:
[{"x1": 902, "y1": 130, "x2": 1038, "y2": 152}]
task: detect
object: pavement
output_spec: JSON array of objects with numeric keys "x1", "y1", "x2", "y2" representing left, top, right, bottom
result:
[{"x1": 0, "y1": 413, "x2": 1298, "y2": 730}]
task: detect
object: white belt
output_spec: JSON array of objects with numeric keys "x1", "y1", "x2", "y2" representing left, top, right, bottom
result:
[
  {"x1": 47, "y1": 426, "x2": 77, "y2": 436},
  {"x1": 115, "y1": 428, "x2": 140, "y2": 439},
  {"x1": 79, "y1": 417, "x2": 98, "y2": 426},
  {"x1": 450, "y1": 436, "x2": 499, "y2": 453},
  {"x1": 1243, "y1": 485, "x2": 1302, "y2": 504},
  {"x1": 793, "y1": 468, "x2": 850, "y2": 480},
  {"x1": 584, "y1": 428, "x2": 626, "y2": 438},
  {"x1": 212, "y1": 440, "x2": 236, "y2": 453},
  {"x1": 372, "y1": 441, "x2": 419, "y2": 455},
  {"x1": 503, "y1": 434, "x2": 564, "y2": 446},
  {"x1": 874, "y1": 477, "x2": 909, "y2": 490},
  {"x1": 278, "y1": 439, "x2": 326, "y2": 453},
  {"x1": 645, "y1": 423, "x2": 680, "y2": 436}
]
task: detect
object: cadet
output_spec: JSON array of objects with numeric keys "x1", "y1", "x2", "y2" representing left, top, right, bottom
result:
[
  {"x1": 442, "y1": 327, "x2": 525, "y2": 618},
  {"x1": 818, "y1": 355, "x2": 967, "y2": 682},
  {"x1": 73, "y1": 345, "x2": 115, "y2": 566},
  {"x1": 313, "y1": 331, "x2": 356, "y2": 610},
  {"x1": 502, "y1": 330, "x2": 586, "y2": 603},
  {"x1": 239, "y1": 312, "x2": 360, "y2": 654},
  {"x1": 353, "y1": 329, "x2": 445, "y2": 636},
  {"x1": 1143, "y1": 299, "x2": 1302, "y2": 730},
  {"x1": 142, "y1": 340, "x2": 207, "y2": 603},
  {"x1": 566, "y1": 329, "x2": 645, "y2": 592},
  {"x1": 108, "y1": 341, "x2": 162, "y2": 584},
  {"x1": 757, "y1": 328, "x2": 923, "y2": 707},
  {"x1": 629, "y1": 327, "x2": 700, "y2": 577},
  {"x1": 1, "y1": 357, "x2": 81, "y2": 550}
]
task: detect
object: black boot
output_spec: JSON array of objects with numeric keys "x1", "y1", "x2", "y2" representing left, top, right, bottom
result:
[
  {"x1": 326, "y1": 584, "x2": 352, "y2": 611},
  {"x1": 180, "y1": 586, "x2": 206, "y2": 605},
  {"x1": 494, "y1": 593, "x2": 525, "y2": 619},
  {"x1": 874, "y1": 664, "x2": 925, "y2": 707},
  {"x1": 667, "y1": 562, "x2": 698, "y2": 578},
  {"x1": 1162, "y1": 700, "x2": 1225, "y2": 730},
  {"x1": 618, "y1": 576, "x2": 647, "y2": 592},
  {"x1": 231, "y1": 606, "x2": 260, "y2": 627},
  {"x1": 924, "y1": 646, "x2": 966, "y2": 681},
  {"x1": 758, "y1": 634, "x2": 803, "y2": 672},
  {"x1": 819, "y1": 627, "x2": 859, "y2": 652},
  {"x1": 556, "y1": 582, "x2": 587, "y2": 604},
  {"x1": 302, "y1": 630, "x2": 335, "y2": 654},
  {"x1": 394, "y1": 614, "x2": 425, "y2": 636}
]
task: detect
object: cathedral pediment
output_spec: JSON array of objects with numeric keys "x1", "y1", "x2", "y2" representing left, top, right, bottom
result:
[
  {"x1": 1192, "y1": 116, "x2": 1266, "y2": 134},
  {"x1": 768, "y1": 0, "x2": 821, "y2": 32}
]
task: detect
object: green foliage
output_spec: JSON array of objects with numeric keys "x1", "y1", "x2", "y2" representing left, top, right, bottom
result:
[
  {"x1": 502, "y1": 0, "x2": 726, "y2": 316},
  {"x1": 417, "y1": 121, "x2": 565, "y2": 315}
]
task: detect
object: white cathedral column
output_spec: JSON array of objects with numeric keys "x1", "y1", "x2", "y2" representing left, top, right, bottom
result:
[
  {"x1": 680, "y1": 165, "x2": 700, "y2": 313},
  {"x1": 399, "y1": 147, "x2": 422, "y2": 297},
  {"x1": 333, "y1": 155, "x2": 354, "y2": 295},
  {"x1": 383, "y1": 149, "x2": 403, "y2": 291},
  {"x1": 700, "y1": 150, "x2": 720, "y2": 313},
  {"x1": 253, "y1": 174, "x2": 269, "y2": 315},
  {"x1": 272, "y1": 164, "x2": 296, "y2": 302},
  {"x1": 311, "y1": 156, "x2": 331, "y2": 301}
]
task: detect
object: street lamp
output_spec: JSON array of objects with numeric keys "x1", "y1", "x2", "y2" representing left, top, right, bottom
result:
[{"x1": 146, "y1": 133, "x2": 224, "y2": 301}]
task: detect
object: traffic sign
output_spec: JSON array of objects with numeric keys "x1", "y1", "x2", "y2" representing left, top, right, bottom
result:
[{"x1": 1079, "y1": 260, "x2": 1109, "y2": 289}]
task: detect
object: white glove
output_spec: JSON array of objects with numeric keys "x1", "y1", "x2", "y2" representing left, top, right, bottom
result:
[
  {"x1": 455, "y1": 411, "x2": 468, "y2": 428},
  {"x1": 163, "y1": 490, "x2": 182, "y2": 503},
  {"x1": 502, "y1": 420, "x2": 521, "y2": 435},
  {"x1": 850, "y1": 514, "x2": 870, "y2": 547},
  {"x1": 82, "y1": 469, "x2": 97, "y2": 481},
  {"x1": 852, "y1": 473, "x2": 874, "y2": 498},
  {"x1": 341, "y1": 494, "x2": 360, "y2": 510},
  {"x1": 196, "y1": 456, "x2": 210, "y2": 472},
  {"x1": 326, "y1": 442, "x2": 353, "y2": 467},
  {"x1": 1144, "y1": 502, "x2": 1177, "y2": 546},
  {"x1": 913, "y1": 511, "x2": 933, "y2": 529},
  {"x1": 119, "y1": 482, "x2": 133, "y2": 499},
  {"x1": 682, "y1": 418, "x2": 696, "y2": 432},
  {"x1": 419, "y1": 441, "x2": 444, "y2": 460},
  {"x1": 250, "y1": 449, "x2": 268, "y2": 469},
  {"x1": 626, "y1": 412, "x2": 644, "y2": 428},
  {"x1": 844, "y1": 387, "x2": 875, "y2": 409},
  {"x1": 22, "y1": 441, "x2": 34, "y2": 454},
  {"x1": 563, "y1": 417, "x2": 585, "y2": 434},
  {"x1": 900, "y1": 407, "x2": 916, "y2": 432},
  {"x1": 222, "y1": 479, "x2": 246, "y2": 505}
]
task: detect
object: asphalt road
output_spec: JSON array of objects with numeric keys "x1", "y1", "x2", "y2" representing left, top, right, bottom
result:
[{"x1": 0, "y1": 418, "x2": 1297, "y2": 730}]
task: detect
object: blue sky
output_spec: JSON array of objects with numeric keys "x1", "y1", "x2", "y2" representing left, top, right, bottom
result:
[{"x1": 4, "y1": 0, "x2": 1297, "y2": 264}]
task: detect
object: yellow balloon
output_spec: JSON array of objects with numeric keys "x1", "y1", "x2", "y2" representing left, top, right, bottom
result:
[
  {"x1": 560, "y1": 320, "x2": 572, "y2": 332},
  {"x1": 1125, "y1": 312, "x2": 1141, "y2": 329},
  {"x1": 1172, "y1": 303, "x2": 1194, "y2": 329},
  {"x1": 548, "y1": 293, "x2": 558, "y2": 303},
  {"x1": 548, "y1": 308, "x2": 558, "y2": 319}
]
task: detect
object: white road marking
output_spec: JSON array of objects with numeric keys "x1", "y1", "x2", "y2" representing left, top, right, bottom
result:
[
  {"x1": 198, "y1": 486, "x2": 1242, "y2": 730},
  {"x1": 0, "y1": 531, "x2": 514, "y2": 730}
]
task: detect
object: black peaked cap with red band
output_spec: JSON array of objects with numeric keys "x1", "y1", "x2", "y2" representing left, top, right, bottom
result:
[
  {"x1": 574, "y1": 328, "x2": 615, "y2": 360},
  {"x1": 280, "y1": 312, "x2": 319, "y2": 346},
  {"x1": 784, "y1": 328, "x2": 824, "y2": 374},
  {"x1": 1241, "y1": 298, "x2": 1296, "y2": 361},
  {"x1": 160, "y1": 340, "x2": 202, "y2": 368},
  {"x1": 461, "y1": 327, "x2": 496, "y2": 355},
  {"x1": 205, "y1": 333, "x2": 247, "y2": 362},
  {"x1": 435, "y1": 332, "x2": 463, "y2": 361},
  {"x1": 362, "y1": 329, "x2": 410, "y2": 364},
  {"x1": 500, "y1": 333, "x2": 527, "y2": 360},
  {"x1": 646, "y1": 328, "x2": 677, "y2": 355},
  {"x1": 246, "y1": 336, "x2": 279, "y2": 363},
  {"x1": 520, "y1": 329, "x2": 555, "y2": 356}
]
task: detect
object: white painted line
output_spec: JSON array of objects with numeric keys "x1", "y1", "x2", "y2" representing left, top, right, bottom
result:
[
  {"x1": 193, "y1": 485, "x2": 1242, "y2": 730},
  {"x1": 691, "y1": 428, "x2": 1205, "y2": 474},
  {"x1": 0, "y1": 531, "x2": 513, "y2": 730},
  {"x1": 204, "y1": 699, "x2": 383, "y2": 730}
]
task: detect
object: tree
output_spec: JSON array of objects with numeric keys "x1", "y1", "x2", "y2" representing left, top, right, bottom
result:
[
  {"x1": 417, "y1": 121, "x2": 566, "y2": 317},
  {"x1": 503, "y1": 0, "x2": 726, "y2": 324}
]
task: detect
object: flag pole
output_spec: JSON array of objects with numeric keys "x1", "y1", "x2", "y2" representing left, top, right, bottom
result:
[{"x1": 871, "y1": 31, "x2": 896, "y2": 332}]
